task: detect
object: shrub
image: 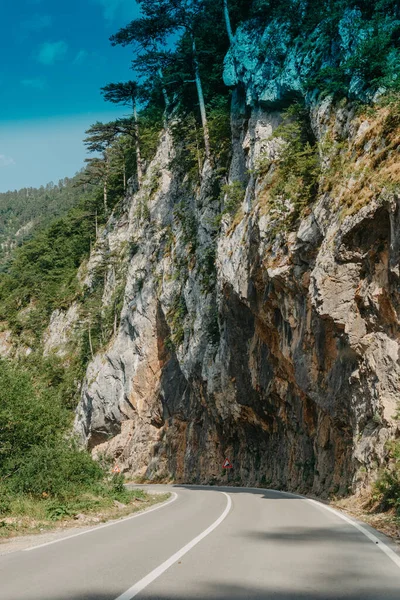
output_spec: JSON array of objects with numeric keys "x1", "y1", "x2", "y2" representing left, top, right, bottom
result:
[
  {"x1": 0, "y1": 359, "x2": 104, "y2": 502},
  {"x1": 256, "y1": 103, "x2": 320, "y2": 226},
  {"x1": 9, "y1": 441, "x2": 104, "y2": 498},
  {"x1": 221, "y1": 182, "x2": 246, "y2": 217},
  {"x1": 0, "y1": 360, "x2": 66, "y2": 478},
  {"x1": 167, "y1": 295, "x2": 188, "y2": 347},
  {"x1": 373, "y1": 441, "x2": 400, "y2": 515},
  {"x1": 0, "y1": 487, "x2": 12, "y2": 516}
]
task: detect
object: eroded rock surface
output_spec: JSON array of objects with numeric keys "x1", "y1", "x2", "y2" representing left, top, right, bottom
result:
[{"x1": 73, "y1": 20, "x2": 400, "y2": 497}]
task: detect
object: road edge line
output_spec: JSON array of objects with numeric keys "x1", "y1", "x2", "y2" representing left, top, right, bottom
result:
[
  {"x1": 23, "y1": 492, "x2": 178, "y2": 553},
  {"x1": 113, "y1": 491, "x2": 232, "y2": 600},
  {"x1": 305, "y1": 497, "x2": 400, "y2": 570},
  {"x1": 177, "y1": 484, "x2": 400, "y2": 571}
]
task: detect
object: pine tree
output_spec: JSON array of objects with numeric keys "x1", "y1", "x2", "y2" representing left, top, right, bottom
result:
[
  {"x1": 84, "y1": 122, "x2": 117, "y2": 215},
  {"x1": 110, "y1": 17, "x2": 171, "y2": 116},
  {"x1": 101, "y1": 82, "x2": 144, "y2": 187},
  {"x1": 111, "y1": 0, "x2": 212, "y2": 161}
]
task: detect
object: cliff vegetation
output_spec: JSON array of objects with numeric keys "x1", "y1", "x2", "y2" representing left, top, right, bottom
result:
[{"x1": 0, "y1": 0, "x2": 400, "y2": 533}]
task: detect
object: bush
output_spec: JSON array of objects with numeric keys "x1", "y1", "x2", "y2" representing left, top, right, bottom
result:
[
  {"x1": 9, "y1": 442, "x2": 104, "y2": 498},
  {"x1": 256, "y1": 103, "x2": 320, "y2": 226},
  {"x1": 221, "y1": 182, "x2": 246, "y2": 217},
  {"x1": 0, "y1": 359, "x2": 105, "y2": 503},
  {"x1": 0, "y1": 360, "x2": 66, "y2": 479},
  {"x1": 0, "y1": 487, "x2": 12, "y2": 516},
  {"x1": 373, "y1": 441, "x2": 400, "y2": 515}
]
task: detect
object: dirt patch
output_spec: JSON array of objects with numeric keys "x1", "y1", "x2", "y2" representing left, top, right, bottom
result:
[{"x1": 328, "y1": 494, "x2": 400, "y2": 547}]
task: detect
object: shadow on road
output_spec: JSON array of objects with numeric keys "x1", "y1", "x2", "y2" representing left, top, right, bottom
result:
[
  {"x1": 172, "y1": 484, "x2": 297, "y2": 500},
  {"x1": 23, "y1": 582, "x2": 400, "y2": 600},
  {"x1": 242, "y1": 525, "x2": 363, "y2": 544}
]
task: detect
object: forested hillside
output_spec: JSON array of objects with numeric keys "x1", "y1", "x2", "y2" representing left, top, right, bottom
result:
[
  {"x1": 0, "y1": 176, "x2": 89, "y2": 268},
  {"x1": 1, "y1": 0, "x2": 400, "y2": 534}
]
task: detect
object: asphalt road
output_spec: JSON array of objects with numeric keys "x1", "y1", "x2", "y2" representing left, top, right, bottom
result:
[{"x1": 1, "y1": 485, "x2": 400, "y2": 600}]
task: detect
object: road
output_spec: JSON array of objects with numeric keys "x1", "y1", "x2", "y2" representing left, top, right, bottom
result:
[{"x1": 0, "y1": 485, "x2": 399, "y2": 600}]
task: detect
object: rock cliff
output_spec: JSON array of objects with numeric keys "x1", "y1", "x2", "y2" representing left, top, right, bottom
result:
[{"x1": 72, "y1": 12, "x2": 400, "y2": 496}]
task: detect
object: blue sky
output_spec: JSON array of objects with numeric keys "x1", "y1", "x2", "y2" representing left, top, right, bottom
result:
[{"x1": 0, "y1": 0, "x2": 141, "y2": 192}]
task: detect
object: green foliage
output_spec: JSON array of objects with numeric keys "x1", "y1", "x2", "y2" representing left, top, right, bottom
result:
[
  {"x1": 206, "y1": 304, "x2": 220, "y2": 346},
  {"x1": 306, "y1": 66, "x2": 351, "y2": 100},
  {"x1": 373, "y1": 441, "x2": 400, "y2": 516},
  {"x1": 0, "y1": 358, "x2": 145, "y2": 518},
  {"x1": 0, "y1": 490, "x2": 12, "y2": 516},
  {"x1": 0, "y1": 359, "x2": 104, "y2": 501},
  {"x1": 198, "y1": 245, "x2": 217, "y2": 292},
  {"x1": 257, "y1": 103, "x2": 320, "y2": 226},
  {"x1": 111, "y1": 472, "x2": 126, "y2": 494},
  {"x1": 46, "y1": 502, "x2": 74, "y2": 521},
  {"x1": 247, "y1": 1, "x2": 400, "y2": 100},
  {"x1": 170, "y1": 114, "x2": 204, "y2": 184},
  {"x1": 0, "y1": 194, "x2": 101, "y2": 344},
  {"x1": 0, "y1": 360, "x2": 66, "y2": 477},
  {"x1": 167, "y1": 295, "x2": 188, "y2": 347},
  {"x1": 0, "y1": 176, "x2": 91, "y2": 270},
  {"x1": 208, "y1": 96, "x2": 232, "y2": 169},
  {"x1": 10, "y1": 442, "x2": 104, "y2": 498},
  {"x1": 174, "y1": 201, "x2": 197, "y2": 250},
  {"x1": 221, "y1": 181, "x2": 246, "y2": 217},
  {"x1": 139, "y1": 107, "x2": 164, "y2": 165}
]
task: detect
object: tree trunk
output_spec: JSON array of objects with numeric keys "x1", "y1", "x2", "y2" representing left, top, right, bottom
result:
[
  {"x1": 133, "y1": 98, "x2": 143, "y2": 187},
  {"x1": 123, "y1": 161, "x2": 126, "y2": 191},
  {"x1": 192, "y1": 38, "x2": 211, "y2": 161},
  {"x1": 158, "y1": 67, "x2": 170, "y2": 115},
  {"x1": 103, "y1": 178, "x2": 108, "y2": 216},
  {"x1": 103, "y1": 152, "x2": 109, "y2": 215},
  {"x1": 88, "y1": 322, "x2": 94, "y2": 359},
  {"x1": 193, "y1": 119, "x2": 202, "y2": 179},
  {"x1": 223, "y1": 0, "x2": 235, "y2": 45}
]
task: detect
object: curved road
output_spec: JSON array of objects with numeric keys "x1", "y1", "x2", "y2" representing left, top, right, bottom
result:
[{"x1": 0, "y1": 485, "x2": 399, "y2": 599}]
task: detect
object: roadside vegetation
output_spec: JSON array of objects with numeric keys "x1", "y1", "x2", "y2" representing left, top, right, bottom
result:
[
  {"x1": 0, "y1": 0, "x2": 399, "y2": 532},
  {"x1": 0, "y1": 359, "x2": 168, "y2": 539},
  {"x1": 373, "y1": 429, "x2": 400, "y2": 521}
]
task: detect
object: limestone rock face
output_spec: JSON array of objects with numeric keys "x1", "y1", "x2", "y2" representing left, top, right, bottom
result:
[
  {"x1": 223, "y1": 8, "x2": 378, "y2": 106},
  {"x1": 43, "y1": 303, "x2": 80, "y2": 357},
  {"x1": 73, "y1": 26, "x2": 400, "y2": 496}
]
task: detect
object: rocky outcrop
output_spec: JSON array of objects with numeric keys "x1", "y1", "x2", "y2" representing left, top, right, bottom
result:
[
  {"x1": 43, "y1": 303, "x2": 80, "y2": 357},
  {"x1": 73, "y1": 17, "x2": 400, "y2": 497}
]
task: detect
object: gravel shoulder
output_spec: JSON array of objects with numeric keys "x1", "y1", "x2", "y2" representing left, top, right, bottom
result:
[{"x1": 329, "y1": 494, "x2": 400, "y2": 547}]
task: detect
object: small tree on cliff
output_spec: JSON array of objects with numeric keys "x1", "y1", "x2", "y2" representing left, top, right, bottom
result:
[
  {"x1": 101, "y1": 81, "x2": 144, "y2": 187},
  {"x1": 113, "y1": 0, "x2": 212, "y2": 161},
  {"x1": 84, "y1": 121, "x2": 117, "y2": 215},
  {"x1": 110, "y1": 17, "x2": 171, "y2": 117}
]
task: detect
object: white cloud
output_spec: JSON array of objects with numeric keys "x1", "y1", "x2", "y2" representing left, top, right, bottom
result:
[
  {"x1": 37, "y1": 41, "x2": 68, "y2": 66},
  {"x1": 20, "y1": 77, "x2": 46, "y2": 90},
  {"x1": 93, "y1": 0, "x2": 140, "y2": 22},
  {"x1": 73, "y1": 49, "x2": 89, "y2": 65},
  {"x1": 0, "y1": 155, "x2": 16, "y2": 168}
]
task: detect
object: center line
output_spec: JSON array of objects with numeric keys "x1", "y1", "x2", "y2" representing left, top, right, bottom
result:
[{"x1": 113, "y1": 491, "x2": 232, "y2": 600}]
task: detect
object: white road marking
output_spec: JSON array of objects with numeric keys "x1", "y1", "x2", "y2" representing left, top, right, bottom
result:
[
  {"x1": 217, "y1": 485, "x2": 400, "y2": 571},
  {"x1": 306, "y1": 498, "x2": 400, "y2": 570},
  {"x1": 23, "y1": 492, "x2": 178, "y2": 553},
  {"x1": 113, "y1": 491, "x2": 232, "y2": 600},
  {"x1": 178, "y1": 485, "x2": 400, "y2": 571}
]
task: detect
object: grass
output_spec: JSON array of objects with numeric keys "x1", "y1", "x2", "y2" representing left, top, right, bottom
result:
[
  {"x1": 322, "y1": 93, "x2": 400, "y2": 217},
  {"x1": 330, "y1": 494, "x2": 400, "y2": 544},
  {"x1": 0, "y1": 489, "x2": 170, "y2": 540}
]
